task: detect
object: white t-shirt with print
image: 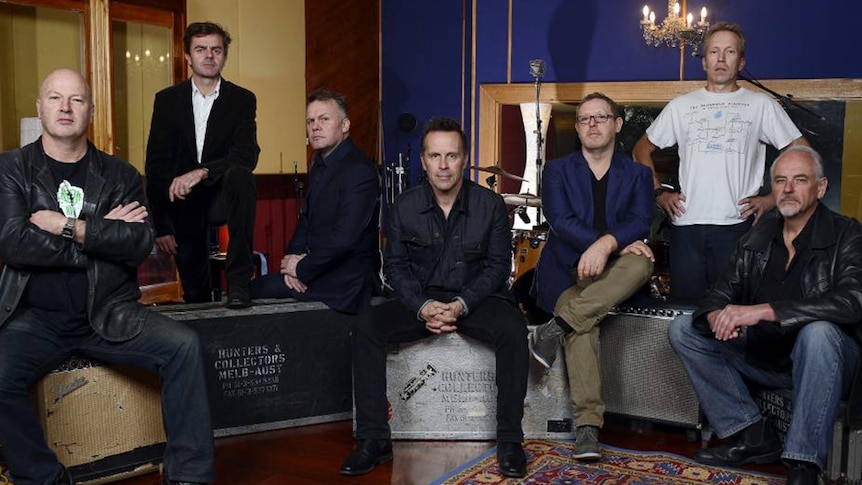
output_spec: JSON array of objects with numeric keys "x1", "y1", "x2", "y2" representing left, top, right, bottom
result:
[{"x1": 646, "y1": 87, "x2": 802, "y2": 226}]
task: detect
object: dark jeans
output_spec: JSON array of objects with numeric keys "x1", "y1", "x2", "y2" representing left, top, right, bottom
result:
[
  {"x1": 174, "y1": 165, "x2": 256, "y2": 302},
  {"x1": 353, "y1": 297, "x2": 528, "y2": 443},
  {"x1": 669, "y1": 220, "x2": 752, "y2": 300},
  {"x1": 0, "y1": 308, "x2": 214, "y2": 485}
]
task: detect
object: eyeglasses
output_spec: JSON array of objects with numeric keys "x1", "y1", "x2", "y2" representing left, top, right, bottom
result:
[{"x1": 576, "y1": 114, "x2": 616, "y2": 125}]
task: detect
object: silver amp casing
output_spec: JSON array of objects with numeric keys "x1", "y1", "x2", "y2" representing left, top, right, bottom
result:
[{"x1": 600, "y1": 305, "x2": 701, "y2": 429}]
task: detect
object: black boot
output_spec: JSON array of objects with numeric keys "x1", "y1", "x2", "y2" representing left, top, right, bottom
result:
[
  {"x1": 693, "y1": 419, "x2": 781, "y2": 466},
  {"x1": 53, "y1": 465, "x2": 73, "y2": 485},
  {"x1": 497, "y1": 441, "x2": 527, "y2": 478},
  {"x1": 786, "y1": 460, "x2": 819, "y2": 485},
  {"x1": 339, "y1": 439, "x2": 393, "y2": 476}
]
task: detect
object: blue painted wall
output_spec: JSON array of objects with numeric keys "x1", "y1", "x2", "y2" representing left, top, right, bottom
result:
[{"x1": 382, "y1": 0, "x2": 862, "y2": 182}]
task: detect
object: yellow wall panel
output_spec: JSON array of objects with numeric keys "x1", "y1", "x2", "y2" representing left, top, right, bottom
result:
[
  {"x1": 841, "y1": 101, "x2": 862, "y2": 220},
  {"x1": 187, "y1": 0, "x2": 306, "y2": 174}
]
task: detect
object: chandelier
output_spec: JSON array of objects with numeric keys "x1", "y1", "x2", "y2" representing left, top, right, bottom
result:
[
  {"x1": 125, "y1": 49, "x2": 171, "y2": 73},
  {"x1": 640, "y1": 1, "x2": 709, "y2": 55}
]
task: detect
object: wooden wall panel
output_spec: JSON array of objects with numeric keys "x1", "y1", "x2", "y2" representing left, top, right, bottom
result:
[{"x1": 305, "y1": 0, "x2": 380, "y2": 162}]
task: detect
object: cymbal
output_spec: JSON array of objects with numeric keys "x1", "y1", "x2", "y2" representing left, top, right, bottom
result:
[
  {"x1": 501, "y1": 193, "x2": 542, "y2": 207},
  {"x1": 472, "y1": 165, "x2": 527, "y2": 182}
]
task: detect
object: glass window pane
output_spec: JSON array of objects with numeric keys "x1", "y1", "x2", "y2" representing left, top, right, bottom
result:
[
  {"x1": 0, "y1": 3, "x2": 83, "y2": 151},
  {"x1": 112, "y1": 20, "x2": 171, "y2": 171}
]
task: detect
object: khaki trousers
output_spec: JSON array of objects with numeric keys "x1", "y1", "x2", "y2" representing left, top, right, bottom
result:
[{"x1": 553, "y1": 253, "x2": 653, "y2": 428}]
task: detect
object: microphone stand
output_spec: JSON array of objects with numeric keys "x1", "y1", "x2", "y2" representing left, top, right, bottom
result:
[
  {"x1": 739, "y1": 72, "x2": 825, "y2": 121},
  {"x1": 529, "y1": 59, "x2": 546, "y2": 227},
  {"x1": 294, "y1": 161, "x2": 304, "y2": 221}
]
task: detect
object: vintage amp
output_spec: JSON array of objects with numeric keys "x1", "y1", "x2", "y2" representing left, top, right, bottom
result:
[
  {"x1": 600, "y1": 303, "x2": 702, "y2": 431},
  {"x1": 36, "y1": 355, "x2": 166, "y2": 483}
]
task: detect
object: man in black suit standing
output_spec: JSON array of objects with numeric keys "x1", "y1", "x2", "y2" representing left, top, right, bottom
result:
[
  {"x1": 249, "y1": 89, "x2": 380, "y2": 315},
  {"x1": 146, "y1": 22, "x2": 260, "y2": 309}
]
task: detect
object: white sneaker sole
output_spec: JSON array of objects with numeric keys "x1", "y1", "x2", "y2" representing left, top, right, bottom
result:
[{"x1": 572, "y1": 451, "x2": 601, "y2": 461}]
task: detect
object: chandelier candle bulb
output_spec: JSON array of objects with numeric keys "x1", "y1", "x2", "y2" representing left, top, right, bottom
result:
[
  {"x1": 643, "y1": 5, "x2": 650, "y2": 21},
  {"x1": 687, "y1": 13, "x2": 693, "y2": 27},
  {"x1": 673, "y1": 2, "x2": 679, "y2": 16}
]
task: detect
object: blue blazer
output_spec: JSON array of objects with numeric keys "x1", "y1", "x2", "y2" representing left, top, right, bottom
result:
[{"x1": 534, "y1": 151, "x2": 653, "y2": 313}]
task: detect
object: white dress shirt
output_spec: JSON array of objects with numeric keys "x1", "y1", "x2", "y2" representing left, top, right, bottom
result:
[{"x1": 191, "y1": 78, "x2": 221, "y2": 163}]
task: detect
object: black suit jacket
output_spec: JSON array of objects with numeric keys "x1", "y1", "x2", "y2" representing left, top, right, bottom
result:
[
  {"x1": 289, "y1": 138, "x2": 381, "y2": 313},
  {"x1": 145, "y1": 78, "x2": 260, "y2": 237}
]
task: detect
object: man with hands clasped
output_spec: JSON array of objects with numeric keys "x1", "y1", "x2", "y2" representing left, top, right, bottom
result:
[
  {"x1": 668, "y1": 146, "x2": 862, "y2": 485},
  {"x1": 341, "y1": 117, "x2": 529, "y2": 478}
]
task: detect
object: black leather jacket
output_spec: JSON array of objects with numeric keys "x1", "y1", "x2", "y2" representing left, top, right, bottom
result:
[
  {"x1": 384, "y1": 180, "x2": 514, "y2": 316},
  {"x1": 694, "y1": 203, "x2": 862, "y2": 428},
  {"x1": 0, "y1": 141, "x2": 154, "y2": 342}
]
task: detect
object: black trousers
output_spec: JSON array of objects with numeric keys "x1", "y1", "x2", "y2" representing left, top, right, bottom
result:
[
  {"x1": 173, "y1": 166, "x2": 255, "y2": 302},
  {"x1": 0, "y1": 308, "x2": 214, "y2": 484},
  {"x1": 352, "y1": 297, "x2": 528, "y2": 442}
]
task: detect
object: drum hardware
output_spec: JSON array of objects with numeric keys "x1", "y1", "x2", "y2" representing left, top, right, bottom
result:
[
  {"x1": 513, "y1": 205, "x2": 531, "y2": 225},
  {"x1": 501, "y1": 193, "x2": 542, "y2": 208},
  {"x1": 485, "y1": 175, "x2": 498, "y2": 190},
  {"x1": 472, "y1": 165, "x2": 527, "y2": 182},
  {"x1": 383, "y1": 148, "x2": 411, "y2": 207}
]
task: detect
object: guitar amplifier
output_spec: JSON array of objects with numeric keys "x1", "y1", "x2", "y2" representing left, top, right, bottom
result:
[
  {"x1": 36, "y1": 355, "x2": 166, "y2": 483},
  {"x1": 599, "y1": 304, "x2": 702, "y2": 430}
]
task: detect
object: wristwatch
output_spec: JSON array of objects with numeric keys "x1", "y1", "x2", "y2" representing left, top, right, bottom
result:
[{"x1": 61, "y1": 217, "x2": 76, "y2": 240}]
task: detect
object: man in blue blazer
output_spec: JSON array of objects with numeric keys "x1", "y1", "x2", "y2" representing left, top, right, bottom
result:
[
  {"x1": 146, "y1": 22, "x2": 260, "y2": 309},
  {"x1": 529, "y1": 93, "x2": 655, "y2": 459},
  {"x1": 249, "y1": 89, "x2": 380, "y2": 314}
]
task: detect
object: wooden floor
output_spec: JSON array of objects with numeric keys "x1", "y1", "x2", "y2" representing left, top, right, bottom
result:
[{"x1": 111, "y1": 417, "x2": 786, "y2": 485}]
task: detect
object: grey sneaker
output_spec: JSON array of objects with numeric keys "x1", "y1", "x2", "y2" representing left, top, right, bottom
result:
[
  {"x1": 573, "y1": 425, "x2": 601, "y2": 461},
  {"x1": 528, "y1": 318, "x2": 565, "y2": 368}
]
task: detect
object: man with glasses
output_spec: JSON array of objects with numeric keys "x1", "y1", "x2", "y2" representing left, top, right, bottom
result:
[
  {"x1": 633, "y1": 22, "x2": 807, "y2": 300},
  {"x1": 529, "y1": 93, "x2": 655, "y2": 458}
]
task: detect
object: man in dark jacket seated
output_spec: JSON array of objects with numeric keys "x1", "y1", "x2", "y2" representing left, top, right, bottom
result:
[
  {"x1": 669, "y1": 146, "x2": 862, "y2": 485},
  {"x1": 0, "y1": 69, "x2": 213, "y2": 485},
  {"x1": 340, "y1": 117, "x2": 529, "y2": 478},
  {"x1": 250, "y1": 89, "x2": 380, "y2": 315}
]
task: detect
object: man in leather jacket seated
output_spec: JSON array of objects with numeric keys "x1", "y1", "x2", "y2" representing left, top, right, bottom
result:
[
  {"x1": 0, "y1": 69, "x2": 213, "y2": 485},
  {"x1": 340, "y1": 117, "x2": 529, "y2": 478},
  {"x1": 669, "y1": 146, "x2": 862, "y2": 485}
]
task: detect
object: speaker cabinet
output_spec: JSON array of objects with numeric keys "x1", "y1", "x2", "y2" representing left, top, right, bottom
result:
[
  {"x1": 36, "y1": 356, "x2": 166, "y2": 483},
  {"x1": 599, "y1": 307, "x2": 702, "y2": 429}
]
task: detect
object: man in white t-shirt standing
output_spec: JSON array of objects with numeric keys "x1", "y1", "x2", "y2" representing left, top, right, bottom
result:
[{"x1": 634, "y1": 22, "x2": 808, "y2": 300}]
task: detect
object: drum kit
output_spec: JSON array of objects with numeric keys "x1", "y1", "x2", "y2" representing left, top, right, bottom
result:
[{"x1": 473, "y1": 165, "x2": 551, "y2": 325}]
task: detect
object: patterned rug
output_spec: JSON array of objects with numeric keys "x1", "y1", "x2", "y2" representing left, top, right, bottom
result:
[{"x1": 430, "y1": 439, "x2": 786, "y2": 485}]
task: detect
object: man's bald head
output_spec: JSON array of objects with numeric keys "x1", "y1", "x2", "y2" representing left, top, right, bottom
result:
[
  {"x1": 39, "y1": 68, "x2": 92, "y2": 102},
  {"x1": 36, "y1": 68, "x2": 94, "y2": 151}
]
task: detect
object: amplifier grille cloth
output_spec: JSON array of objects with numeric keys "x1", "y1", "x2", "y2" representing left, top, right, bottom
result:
[{"x1": 600, "y1": 312, "x2": 701, "y2": 427}]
